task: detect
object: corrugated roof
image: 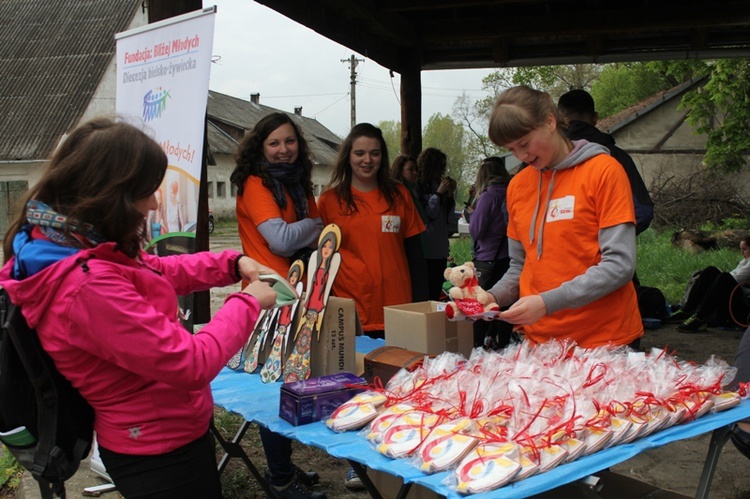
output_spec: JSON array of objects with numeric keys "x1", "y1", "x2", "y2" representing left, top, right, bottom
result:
[
  {"x1": 0, "y1": 0, "x2": 139, "y2": 161},
  {"x1": 206, "y1": 90, "x2": 340, "y2": 165}
]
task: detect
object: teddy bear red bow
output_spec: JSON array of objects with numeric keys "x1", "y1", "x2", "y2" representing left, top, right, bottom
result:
[{"x1": 443, "y1": 262, "x2": 499, "y2": 320}]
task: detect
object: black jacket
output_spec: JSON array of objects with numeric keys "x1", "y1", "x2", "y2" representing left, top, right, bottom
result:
[{"x1": 566, "y1": 120, "x2": 654, "y2": 235}]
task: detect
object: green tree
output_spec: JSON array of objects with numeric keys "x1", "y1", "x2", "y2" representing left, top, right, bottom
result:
[
  {"x1": 451, "y1": 93, "x2": 503, "y2": 162},
  {"x1": 590, "y1": 63, "x2": 673, "y2": 117},
  {"x1": 422, "y1": 113, "x2": 474, "y2": 202},
  {"x1": 681, "y1": 59, "x2": 750, "y2": 171},
  {"x1": 377, "y1": 119, "x2": 401, "y2": 166},
  {"x1": 475, "y1": 64, "x2": 602, "y2": 118},
  {"x1": 512, "y1": 64, "x2": 601, "y2": 99}
]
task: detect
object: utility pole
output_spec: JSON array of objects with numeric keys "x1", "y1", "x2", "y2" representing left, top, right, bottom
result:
[{"x1": 341, "y1": 54, "x2": 364, "y2": 129}]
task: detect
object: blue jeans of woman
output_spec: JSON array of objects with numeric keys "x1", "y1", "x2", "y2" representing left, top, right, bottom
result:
[
  {"x1": 259, "y1": 426, "x2": 295, "y2": 486},
  {"x1": 472, "y1": 257, "x2": 512, "y2": 349}
]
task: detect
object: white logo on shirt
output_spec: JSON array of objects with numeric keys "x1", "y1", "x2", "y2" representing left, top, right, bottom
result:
[
  {"x1": 382, "y1": 215, "x2": 401, "y2": 233},
  {"x1": 546, "y1": 195, "x2": 575, "y2": 222}
]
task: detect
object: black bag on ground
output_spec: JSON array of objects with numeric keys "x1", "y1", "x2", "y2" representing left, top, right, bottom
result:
[
  {"x1": 635, "y1": 285, "x2": 668, "y2": 321},
  {"x1": 0, "y1": 289, "x2": 94, "y2": 499}
]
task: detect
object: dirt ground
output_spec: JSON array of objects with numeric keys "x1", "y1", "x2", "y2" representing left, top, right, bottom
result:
[{"x1": 15, "y1": 226, "x2": 750, "y2": 498}]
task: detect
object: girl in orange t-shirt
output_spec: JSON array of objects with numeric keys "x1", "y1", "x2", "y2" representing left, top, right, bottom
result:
[
  {"x1": 485, "y1": 86, "x2": 643, "y2": 349},
  {"x1": 230, "y1": 112, "x2": 322, "y2": 278},
  {"x1": 317, "y1": 123, "x2": 427, "y2": 338}
]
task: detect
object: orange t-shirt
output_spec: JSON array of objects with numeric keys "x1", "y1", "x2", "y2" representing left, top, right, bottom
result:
[
  {"x1": 506, "y1": 154, "x2": 643, "y2": 348},
  {"x1": 317, "y1": 185, "x2": 425, "y2": 331},
  {"x1": 236, "y1": 176, "x2": 320, "y2": 276}
]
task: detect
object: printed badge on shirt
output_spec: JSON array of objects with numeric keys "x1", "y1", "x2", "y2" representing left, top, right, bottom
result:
[
  {"x1": 546, "y1": 195, "x2": 575, "y2": 222},
  {"x1": 382, "y1": 215, "x2": 401, "y2": 233}
]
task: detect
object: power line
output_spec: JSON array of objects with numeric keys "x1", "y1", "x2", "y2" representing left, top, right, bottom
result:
[
  {"x1": 311, "y1": 93, "x2": 350, "y2": 119},
  {"x1": 389, "y1": 70, "x2": 400, "y2": 106},
  {"x1": 260, "y1": 92, "x2": 346, "y2": 99}
]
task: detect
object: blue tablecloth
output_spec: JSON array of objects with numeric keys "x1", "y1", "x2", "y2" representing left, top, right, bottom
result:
[{"x1": 211, "y1": 337, "x2": 750, "y2": 499}]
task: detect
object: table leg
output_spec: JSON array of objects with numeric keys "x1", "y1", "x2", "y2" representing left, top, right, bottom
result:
[
  {"x1": 345, "y1": 460, "x2": 413, "y2": 499},
  {"x1": 395, "y1": 482, "x2": 414, "y2": 499},
  {"x1": 211, "y1": 420, "x2": 274, "y2": 498},
  {"x1": 695, "y1": 425, "x2": 733, "y2": 499}
]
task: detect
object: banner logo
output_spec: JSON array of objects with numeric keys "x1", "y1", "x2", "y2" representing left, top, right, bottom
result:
[{"x1": 142, "y1": 87, "x2": 171, "y2": 122}]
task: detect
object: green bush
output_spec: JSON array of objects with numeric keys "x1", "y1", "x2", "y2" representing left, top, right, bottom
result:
[
  {"x1": 636, "y1": 228, "x2": 740, "y2": 305},
  {"x1": 449, "y1": 236, "x2": 472, "y2": 266},
  {"x1": 0, "y1": 445, "x2": 21, "y2": 490}
]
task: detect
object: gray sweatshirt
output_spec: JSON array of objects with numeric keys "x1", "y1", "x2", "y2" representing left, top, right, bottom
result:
[{"x1": 489, "y1": 140, "x2": 636, "y2": 315}]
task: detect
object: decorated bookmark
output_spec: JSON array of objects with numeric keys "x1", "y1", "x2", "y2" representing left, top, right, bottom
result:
[
  {"x1": 226, "y1": 312, "x2": 264, "y2": 370},
  {"x1": 244, "y1": 308, "x2": 277, "y2": 373},
  {"x1": 283, "y1": 224, "x2": 341, "y2": 382},
  {"x1": 260, "y1": 260, "x2": 304, "y2": 383}
]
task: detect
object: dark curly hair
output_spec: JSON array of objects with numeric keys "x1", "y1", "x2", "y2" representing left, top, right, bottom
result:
[
  {"x1": 415, "y1": 147, "x2": 447, "y2": 193},
  {"x1": 230, "y1": 112, "x2": 314, "y2": 199}
]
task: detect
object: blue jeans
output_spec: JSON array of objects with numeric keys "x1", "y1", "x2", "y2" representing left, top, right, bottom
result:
[{"x1": 259, "y1": 426, "x2": 294, "y2": 486}]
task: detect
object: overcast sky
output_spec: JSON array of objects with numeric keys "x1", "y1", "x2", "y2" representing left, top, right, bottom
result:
[{"x1": 208, "y1": 0, "x2": 495, "y2": 138}]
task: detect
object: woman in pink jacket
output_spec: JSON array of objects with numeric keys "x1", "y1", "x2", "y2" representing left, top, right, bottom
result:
[{"x1": 0, "y1": 118, "x2": 276, "y2": 498}]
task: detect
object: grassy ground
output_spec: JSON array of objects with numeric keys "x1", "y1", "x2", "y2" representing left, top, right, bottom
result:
[{"x1": 450, "y1": 228, "x2": 741, "y2": 305}]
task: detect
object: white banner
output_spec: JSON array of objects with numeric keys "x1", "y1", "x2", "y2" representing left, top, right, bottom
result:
[{"x1": 116, "y1": 7, "x2": 215, "y2": 239}]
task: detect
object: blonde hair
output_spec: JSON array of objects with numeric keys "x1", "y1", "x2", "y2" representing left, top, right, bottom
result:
[{"x1": 488, "y1": 86, "x2": 561, "y2": 146}]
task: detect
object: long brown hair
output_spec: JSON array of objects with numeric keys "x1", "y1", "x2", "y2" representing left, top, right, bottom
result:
[
  {"x1": 390, "y1": 154, "x2": 416, "y2": 183},
  {"x1": 3, "y1": 118, "x2": 167, "y2": 261},
  {"x1": 230, "y1": 112, "x2": 314, "y2": 198},
  {"x1": 324, "y1": 123, "x2": 402, "y2": 214},
  {"x1": 475, "y1": 156, "x2": 511, "y2": 195}
]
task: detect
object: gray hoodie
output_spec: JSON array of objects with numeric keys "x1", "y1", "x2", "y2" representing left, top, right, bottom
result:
[{"x1": 489, "y1": 140, "x2": 636, "y2": 316}]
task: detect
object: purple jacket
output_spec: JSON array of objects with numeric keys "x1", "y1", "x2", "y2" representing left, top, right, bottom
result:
[
  {"x1": 469, "y1": 183, "x2": 509, "y2": 261},
  {"x1": 0, "y1": 243, "x2": 260, "y2": 455}
]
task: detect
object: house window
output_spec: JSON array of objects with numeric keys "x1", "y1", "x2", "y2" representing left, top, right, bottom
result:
[
  {"x1": 217, "y1": 181, "x2": 226, "y2": 198},
  {"x1": 231, "y1": 183, "x2": 237, "y2": 197},
  {"x1": 207, "y1": 182, "x2": 213, "y2": 199}
]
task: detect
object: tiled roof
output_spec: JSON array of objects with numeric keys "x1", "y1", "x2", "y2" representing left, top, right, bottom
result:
[
  {"x1": 597, "y1": 78, "x2": 706, "y2": 134},
  {"x1": 0, "y1": 0, "x2": 139, "y2": 161},
  {"x1": 206, "y1": 90, "x2": 341, "y2": 165}
]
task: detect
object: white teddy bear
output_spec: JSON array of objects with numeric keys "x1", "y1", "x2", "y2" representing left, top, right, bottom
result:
[{"x1": 443, "y1": 262, "x2": 499, "y2": 320}]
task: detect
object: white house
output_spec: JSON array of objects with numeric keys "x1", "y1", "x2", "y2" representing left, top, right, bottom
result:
[{"x1": 205, "y1": 91, "x2": 340, "y2": 218}]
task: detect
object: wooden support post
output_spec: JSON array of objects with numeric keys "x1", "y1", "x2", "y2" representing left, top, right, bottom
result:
[
  {"x1": 400, "y1": 53, "x2": 422, "y2": 157},
  {"x1": 147, "y1": 0, "x2": 201, "y2": 23}
]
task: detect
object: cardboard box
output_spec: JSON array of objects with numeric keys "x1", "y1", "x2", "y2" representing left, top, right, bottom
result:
[
  {"x1": 367, "y1": 469, "x2": 690, "y2": 499},
  {"x1": 383, "y1": 301, "x2": 473, "y2": 357},
  {"x1": 310, "y1": 296, "x2": 363, "y2": 377},
  {"x1": 354, "y1": 351, "x2": 366, "y2": 377},
  {"x1": 279, "y1": 372, "x2": 366, "y2": 426},
  {"x1": 363, "y1": 345, "x2": 432, "y2": 385},
  {"x1": 367, "y1": 469, "x2": 441, "y2": 499},
  {"x1": 530, "y1": 470, "x2": 691, "y2": 498}
]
